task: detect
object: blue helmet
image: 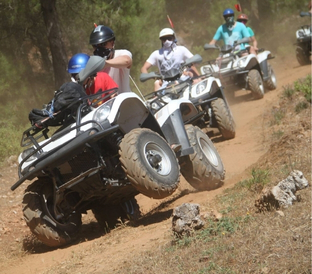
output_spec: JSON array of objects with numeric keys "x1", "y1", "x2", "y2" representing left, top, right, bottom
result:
[
  {"x1": 68, "y1": 53, "x2": 90, "y2": 74},
  {"x1": 223, "y1": 8, "x2": 234, "y2": 17}
]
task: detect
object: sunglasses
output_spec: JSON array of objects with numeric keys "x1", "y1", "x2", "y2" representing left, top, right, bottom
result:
[
  {"x1": 160, "y1": 36, "x2": 174, "y2": 42},
  {"x1": 237, "y1": 19, "x2": 248, "y2": 23}
]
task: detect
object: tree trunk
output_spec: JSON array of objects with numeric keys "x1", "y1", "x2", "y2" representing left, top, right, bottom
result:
[
  {"x1": 40, "y1": 0, "x2": 69, "y2": 89},
  {"x1": 257, "y1": 0, "x2": 273, "y2": 34}
]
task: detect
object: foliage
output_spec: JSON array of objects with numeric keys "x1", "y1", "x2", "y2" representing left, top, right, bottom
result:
[
  {"x1": 0, "y1": 122, "x2": 24, "y2": 160},
  {"x1": 282, "y1": 84, "x2": 296, "y2": 98},
  {"x1": 282, "y1": 74, "x2": 311, "y2": 114},
  {"x1": 0, "y1": 0, "x2": 308, "y2": 97},
  {"x1": 238, "y1": 168, "x2": 270, "y2": 192},
  {"x1": 270, "y1": 108, "x2": 285, "y2": 126},
  {"x1": 294, "y1": 74, "x2": 312, "y2": 103}
]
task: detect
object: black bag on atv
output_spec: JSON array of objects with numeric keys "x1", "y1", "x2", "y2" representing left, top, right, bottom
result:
[{"x1": 29, "y1": 82, "x2": 87, "y2": 128}]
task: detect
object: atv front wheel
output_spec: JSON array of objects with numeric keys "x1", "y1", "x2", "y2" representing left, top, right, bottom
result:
[
  {"x1": 248, "y1": 69, "x2": 264, "y2": 99},
  {"x1": 264, "y1": 64, "x2": 277, "y2": 91},
  {"x1": 180, "y1": 125, "x2": 225, "y2": 191},
  {"x1": 119, "y1": 128, "x2": 180, "y2": 199},
  {"x1": 211, "y1": 98, "x2": 235, "y2": 140},
  {"x1": 22, "y1": 180, "x2": 82, "y2": 247},
  {"x1": 296, "y1": 45, "x2": 310, "y2": 66}
]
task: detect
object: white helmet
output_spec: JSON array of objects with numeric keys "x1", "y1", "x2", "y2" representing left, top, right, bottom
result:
[{"x1": 159, "y1": 28, "x2": 175, "y2": 39}]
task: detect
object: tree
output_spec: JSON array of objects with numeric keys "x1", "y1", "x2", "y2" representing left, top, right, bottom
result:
[{"x1": 40, "y1": 0, "x2": 69, "y2": 89}]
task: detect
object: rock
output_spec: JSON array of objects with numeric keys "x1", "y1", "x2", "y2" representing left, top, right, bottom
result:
[
  {"x1": 255, "y1": 170, "x2": 309, "y2": 212},
  {"x1": 172, "y1": 203, "x2": 205, "y2": 237}
]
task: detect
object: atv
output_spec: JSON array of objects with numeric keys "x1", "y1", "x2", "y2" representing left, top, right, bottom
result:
[
  {"x1": 12, "y1": 56, "x2": 183, "y2": 247},
  {"x1": 12, "y1": 56, "x2": 224, "y2": 248},
  {"x1": 295, "y1": 11, "x2": 312, "y2": 66},
  {"x1": 140, "y1": 54, "x2": 236, "y2": 140},
  {"x1": 140, "y1": 71, "x2": 225, "y2": 190},
  {"x1": 201, "y1": 38, "x2": 277, "y2": 100}
]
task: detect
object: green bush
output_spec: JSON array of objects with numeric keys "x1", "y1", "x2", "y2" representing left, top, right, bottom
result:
[
  {"x1": 294, "y1": 75, "x2": 311, "y2": 103},
  {"x1": 0, "y1": 122, "x2": 25, "y2": 162},
  {"x1": 238, "y1": 168, "x2": 270, "y2": 192}
]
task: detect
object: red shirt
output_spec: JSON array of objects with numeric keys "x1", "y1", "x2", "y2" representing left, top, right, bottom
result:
[{"x1": 86, "y1": 72, "x2": 118, "y2": 101}]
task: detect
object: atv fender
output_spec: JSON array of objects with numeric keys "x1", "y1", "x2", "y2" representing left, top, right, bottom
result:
[
  {"x1": 244, "y1": 55, "x2": 260, "y2": 71},
  {"x1": 154, "y1": 98, "x2": 198, "y2": 156},
  {"x1": 107, "y1": 92, "x2": 163, "y2": 135},
  {"x1": 189, "y1": 77, "x2": 222, "y2": 99},
  {"x1": 154, "y1": 98, "x2": 198, "y2": 127},
  {"x1": 257, "y1": 50, "x2": 273, "y2": 63},
  {"x1": 159, "y1": 108, "x2": 194, "y2": 157}
]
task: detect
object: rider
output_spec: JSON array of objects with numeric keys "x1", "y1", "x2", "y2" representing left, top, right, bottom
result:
[
  {"x1": 68, "y1": 53, "x2": 118, "y2": 102},
  {"x1": 209, "y1": 8, "x2": 251, "y2": 54},
  {"x1": 89, "y1": 25, "x2": 132, "y2": 93},
  {"x1": 141, "y1": 28, "x2": 200, "y2": 90},
  {"x1": 237, "y1": 14, "x2": 258, "y2": 55}
]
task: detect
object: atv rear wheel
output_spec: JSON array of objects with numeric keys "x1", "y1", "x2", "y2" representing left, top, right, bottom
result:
[
  {"x1": 119, "y1": 128, "x2": 180, "y2": 199},
  {"x1": 264, "y1": 64, "x2": 277, "y2": 91},
  {"x1": 248, "y1": 69, "x2": 264, "y2": 99},
  {"x1": 296, "y1": 45, "x2": 310, "y2": 66},
  {"x1": 92, "y1": 197, "x2": 141, "y2": 230},
  {"x1": 211, "y1": 98, "x2": 235, "y2": 140},
  {"x1": 180, "y1": 125, "x2": 225, "y2": 191},
  {"x1": 22, "y1": 180, "x2": 82, "y2": 247}
]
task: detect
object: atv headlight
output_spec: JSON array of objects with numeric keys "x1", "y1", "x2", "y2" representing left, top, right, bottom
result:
[
  {"x1": 201, "y1": 66, "x2": 211, "y2": 74},
  {"x1": 237, "y1": 57, "x2": 248, "y2": 68},
  {"x1": 195, "y1": 80, "x2": 208, "y2": 95},
  {"x1": 151, "y1": 102, "x2": 161, "y2": 111},
  {"x1": 93, "y1": 98, "x2": 115, "y2": 123},
  {"x1": 21, "y1": 147, "x2": 38, "y2": 162}
]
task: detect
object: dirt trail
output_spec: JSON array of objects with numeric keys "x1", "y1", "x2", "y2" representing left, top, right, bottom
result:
[{"x1": 0, "y1": 57, "x2": 310, "y2": 274}]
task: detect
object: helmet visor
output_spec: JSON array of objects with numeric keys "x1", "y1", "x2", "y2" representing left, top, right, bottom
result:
[{"x1": 225, "y1": 15, "x2": 234, "y2": 24}]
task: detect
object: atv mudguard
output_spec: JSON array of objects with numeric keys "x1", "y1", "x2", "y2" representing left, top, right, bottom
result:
[{"x1": 154, "y1": 98, "x2": 198, "y2": 157}]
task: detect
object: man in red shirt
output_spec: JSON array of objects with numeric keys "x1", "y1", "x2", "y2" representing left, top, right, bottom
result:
[{"x1": 68, "y1": 53, "x2": 118, "y2": 103}]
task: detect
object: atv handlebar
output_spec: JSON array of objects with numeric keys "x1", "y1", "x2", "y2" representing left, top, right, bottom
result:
[
  {"x1": 140, "y1": 54, "x2": 203, "y2": 83},
  {"x1": 300, "y1": 11, "x2": 312, "y2": 17},
  {"x1": 182, "y1": 54, "x2": 203, "y2": 67},
  {"x1": 140, "y1": 72, "x2": 162, "y2": 82},
  {"x1": 204, "y1": 37, "x2": 250, "y2": 52}
]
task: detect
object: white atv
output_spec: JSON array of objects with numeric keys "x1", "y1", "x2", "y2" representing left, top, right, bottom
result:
[
  {"x1": 139, "y1": 73, "x2": 225, "y2": 190},
  {"x1": 12, "y1": 56, "x2": 224, "y2": 248},
  {"x1": 140, "y1": 54, "x2": 236, "y2": 140},
  {"x1": 295, "y1": 11, "x2": 312, "y2": 66},
  {"x1": 201, "y1": 38, "x2": 277, "y2": 99}
]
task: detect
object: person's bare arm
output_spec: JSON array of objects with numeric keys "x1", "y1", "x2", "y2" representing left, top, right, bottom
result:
[
  {"x1": 141, "y1": 61, "x2": 152, "y2": 73},
  {"x1": 105, "y1": 55, "x2": 132, "y2": 69},
  {"x1": 190, "y1": 65, "x2": 200, "y2": 76},
  {"x1": 250, "y1": 36, "x2": 258, "y2": 51}
]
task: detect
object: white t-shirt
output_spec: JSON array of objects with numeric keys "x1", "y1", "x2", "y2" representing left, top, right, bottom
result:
[
  {"x1": 146, "y1": 44, "x2": 193, "y2": 77},
  {"x1": 102, "y1": 49, "x2": 132, "y2": 93}
]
